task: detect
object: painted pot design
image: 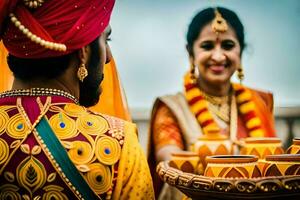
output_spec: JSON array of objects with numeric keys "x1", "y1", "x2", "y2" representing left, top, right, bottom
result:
[
  {"x1": 286, "y1": 137, "x2": 300, "y2": 154},
  {"x1": 169, "y1": 151, "x2": 200, "y2": 174},
  {"x1": 240, "y1": 137, "x2": 284, "y2": 159},
  {"x1": 262, "y1": 154, "x2": 300, "y2": 177},
  {"x1": 204, "y1": 155, "x2": 261, "y2": 178},
  {"x1": 192, "y1": 133, "x2": 233, "y2": 170}
]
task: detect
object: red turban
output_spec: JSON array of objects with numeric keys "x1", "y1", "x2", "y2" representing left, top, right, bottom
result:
[{"x1": 0, "y1": 0, "x2": 115, "y2": 58}]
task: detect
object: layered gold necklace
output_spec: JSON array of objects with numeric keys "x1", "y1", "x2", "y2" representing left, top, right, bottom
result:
[
  {"x1": 184, "y1": 72, "x2": 265, "y2": 137},
  {"x1": 202, "y1": 92, "x2": 230, "y2": 123}
]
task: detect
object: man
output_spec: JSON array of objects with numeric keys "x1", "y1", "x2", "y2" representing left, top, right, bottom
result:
[{"x1": 0, "y1": 0, "x2": 154, "y2": 199}]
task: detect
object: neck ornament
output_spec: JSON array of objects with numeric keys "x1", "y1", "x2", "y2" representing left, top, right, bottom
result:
[
  {"x1": 184, "y1": 72, "x2": 265, "y2": 137},
  {"x1": 0, "y1": 88, "x2": 79, "y2": 104}
]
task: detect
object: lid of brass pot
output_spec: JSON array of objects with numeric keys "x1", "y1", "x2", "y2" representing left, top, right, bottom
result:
[
  {"x1": 198, "y1": 128, "x2": 229, "y2": 141},
  {"x1": 292, "y1": 137, "x2": 300, "y2": 145},
  {"x1": 206, "y1": 155, "x2": 259, "y2": 163},
  {"x1": 243, "y1": 137, "x2": 282, "y2": 144},
  {"x1": 265, "y1": 154, "x2": 300, "y2": 162}
]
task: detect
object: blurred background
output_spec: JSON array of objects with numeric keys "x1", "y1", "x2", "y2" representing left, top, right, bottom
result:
[{"x1": 109, "y1": 0, "x2": 300, "y2": 151}]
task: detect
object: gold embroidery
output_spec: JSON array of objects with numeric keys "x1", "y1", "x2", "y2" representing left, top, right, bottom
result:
[
  {"x1": 6, "y1": 113, "x2": 29, "y2": 139},
  {"x1": 31, "y1": 145, "x2": 42, "y2": 155},
  {"x1": 64, "y1": 104, "x2": 86, "y2": 117},
  {"x1": 0, "y1": 184, "x2": 22, "y2": 199},
  {"x1": 20, "y1": 144, "x2": 30, "y2": 154},
  {"x1": 76, "y1": 164, "x2": 90, "y2": 172},
  {"x1": 68, "y1": 141, "x2": 94, "y2": 165},
  {"x1": 49, "y1": 112, "x2": 77, "y2": 139},
  {"x1": 32, "y1": 128, "x2": 84, "y2": 200},
  {"x1": 4, "y1": 171, "x2": 15, "y2": 182},
  {"x1": 10, "y1": 140, "x2": 21, "y2": 148},
  {"x1": 0, "y1": 109, "x2": 9, "y2": 135},
  {"x1": 76, "y1": 114, "x2": 109, "y2": 136},
  {"x1": 86, "y1": 163, "x2": 112, "y2": 194},
  {"x1": 95, "y1": 136, "x2": 121, "y2": 165},
  {"x1": 0, "y1": 138, "x2": 9, "y2": 165},
  {"x1": 16, "y1": 156, "x2": 47, "y2": 194},
  {"x1": 0, "y1": 100, "x2": 123, "y2": 198},
  {"x1": 47, "y1": 173, "x2": 57, "y2": 183},
  {"x1": 42, "y1": 185, "x2": 68, "y2": 200}
]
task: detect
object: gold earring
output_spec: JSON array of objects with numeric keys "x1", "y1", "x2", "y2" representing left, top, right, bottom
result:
[
  {"x1": 189, "y1": 63, "x2": 197, "y2": 84},
  {"x1": 77, "y1": 63, "x2": 88, "y2": 82},
  {"x1": 237, "y1": 66, "x2": 244, "y2": 84}
]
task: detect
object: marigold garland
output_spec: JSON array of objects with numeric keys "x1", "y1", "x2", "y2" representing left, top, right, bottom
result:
[{"x1": 184, "y1": 72, "x2": 264, "y2": 137}]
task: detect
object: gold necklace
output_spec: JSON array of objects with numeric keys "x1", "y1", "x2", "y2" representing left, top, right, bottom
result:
[
  {"x1": 200, "y1": 90, "x2": 230, "y2": 123},
  {"x1": 184, "y1": 71, "x2": 265, "y2": 137},
  {"x1": 0, "y1": 88, "x2": 79, "y2": 104}
]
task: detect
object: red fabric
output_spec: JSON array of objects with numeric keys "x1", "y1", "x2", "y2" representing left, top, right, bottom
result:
[{"x1": 0, "y1": 0, "x2": 115, "y2": 58}]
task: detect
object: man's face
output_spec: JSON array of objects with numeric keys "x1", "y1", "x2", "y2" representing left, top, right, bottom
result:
[{"x1": 79, "y1": 26, "x2": 112, "y2": 107}]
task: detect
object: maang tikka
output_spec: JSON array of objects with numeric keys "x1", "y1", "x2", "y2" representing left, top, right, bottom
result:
[{"x1": 211, "y1": 8, "x2": 228, "y2": 34}]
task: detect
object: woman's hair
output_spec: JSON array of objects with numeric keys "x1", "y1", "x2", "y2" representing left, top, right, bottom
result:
[{"x1": 186, "y1": 7, "x2": 245, "y2": 56}]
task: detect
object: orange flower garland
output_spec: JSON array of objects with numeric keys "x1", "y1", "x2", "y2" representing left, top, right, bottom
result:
[{"x1": 184, "y1": 72, "x2": 264, "y2": 137}]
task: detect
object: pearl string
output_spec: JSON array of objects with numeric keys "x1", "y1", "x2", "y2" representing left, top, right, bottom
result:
[{"x1": 9, "y1": 13, "x2": 67, "y2": 52}]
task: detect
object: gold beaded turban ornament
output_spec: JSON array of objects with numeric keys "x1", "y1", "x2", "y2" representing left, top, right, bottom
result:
[{"x1": 0, "y1": 0, "x2": 115, "y2": 58}]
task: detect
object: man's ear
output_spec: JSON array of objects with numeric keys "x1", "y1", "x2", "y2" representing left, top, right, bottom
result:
[{"x1": 78, "y1": 46, "x2": 89, "y2": 68}]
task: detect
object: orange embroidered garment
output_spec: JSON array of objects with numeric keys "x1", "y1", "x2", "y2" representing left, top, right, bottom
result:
[{"x1": 147, "y1": 87, "x2": 276, "y2": 198}]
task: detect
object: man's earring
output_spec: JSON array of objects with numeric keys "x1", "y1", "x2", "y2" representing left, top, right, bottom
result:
[
  {"x1": 77, "y1": 63, "x2": 88, "y2": 82},
  {"x1": 237, "y1": 65, "x2": 244, "y2": 84}
]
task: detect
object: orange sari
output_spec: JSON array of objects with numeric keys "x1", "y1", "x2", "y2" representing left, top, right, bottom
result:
[{"x1": 147, "y1": 89, "x2": 275, "y2": 199}]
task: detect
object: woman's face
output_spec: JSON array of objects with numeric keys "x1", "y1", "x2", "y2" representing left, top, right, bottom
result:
[{"x1": 191, "y1": 22, "x2": 241, "y2": 86}]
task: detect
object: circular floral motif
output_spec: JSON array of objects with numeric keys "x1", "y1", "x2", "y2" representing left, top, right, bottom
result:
[
  {"x1": 49, "y1": 112, "x2": 77, "y2": 139},
  {"x1": 64, "y1": 104, "x2": 86, "y2": 117},
  {"x1": 0, "y1": 138, "x2": 9, "y2": 165},
  {"x1": 42, "y1": 185, "x2": 68, "y2": 200},
  {"x1": 0, "y1": 184, "x2": 21, "y2": 200},
  {"x1": 95, "y1": 136, "x2": 121, "y2": 165},
  {"x1": 76, "y1": 114, "x2": 109, "y2": 136},
  {"x1": 6, "y1": 114, "x2": 29, "y2": 139},
  {"x1": 86, "y1": 163, "x2": 112, "y2": 194},
  {"x1": 68, "y1": 141, "x2": 93, "y2": 165},
  {"x1": 0, "y1": 108, "x2": 9, "y2": 134}
]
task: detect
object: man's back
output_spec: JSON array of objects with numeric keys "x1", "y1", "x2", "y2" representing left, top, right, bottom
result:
[{"x1": 0, "y1": 92, "x2": 154, "y2": 199}]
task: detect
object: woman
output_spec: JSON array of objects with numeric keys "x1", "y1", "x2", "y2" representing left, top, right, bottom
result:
[{"x1": 148, "y1": 7, "x2": 276, "y2": 200}]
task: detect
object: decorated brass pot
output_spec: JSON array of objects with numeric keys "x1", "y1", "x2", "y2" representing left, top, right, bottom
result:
[
  {"x1": 262, "y1": 154, "x2": 300, "y2": 177},
  {"x1": 286, "y1": 137, "x2": 300, "y2": 154},
  {"x1": 192, "y1": 133, "x2": 233, "y2": 171},
  {"x1": 204, "y1": 155, "x2": 261, "y2": 178},
  {"x1": 169, "y1": 151, "x2": 200, "y2": 174},
  {"x1": 239, "y1": 137, "x2": 284, "y2": 159}
]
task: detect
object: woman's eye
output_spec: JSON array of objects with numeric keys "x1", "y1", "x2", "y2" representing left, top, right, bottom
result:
[
  {"x1": 200, "y1": 42, "x2": 214, "y2": 50},
  {"x1": 222, "y1": 40, "x2": 235, "y2": 50}
]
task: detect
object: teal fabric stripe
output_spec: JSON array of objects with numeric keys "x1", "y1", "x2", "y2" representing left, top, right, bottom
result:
[{"x1": 36, "y1": 117, "x2": 99, "y2": 200}]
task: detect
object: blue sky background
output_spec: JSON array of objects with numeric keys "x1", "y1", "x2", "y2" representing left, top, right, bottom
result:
[{"x1": 109, "y1": 0, "x2": 300, "y2": 110}]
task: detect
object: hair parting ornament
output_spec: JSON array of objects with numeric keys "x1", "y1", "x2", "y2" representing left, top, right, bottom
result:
[{"x1": 211, "y1": 8, "x2": 228, "y2": 34}]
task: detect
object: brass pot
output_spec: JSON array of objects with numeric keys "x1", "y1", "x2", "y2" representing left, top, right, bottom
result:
[
  {"x1": 286, "y1": 137, "x2": 300, "y2": 154},
  {"x1": 239, "y1": 137, "x2": 284, "y2": 159},
  {"x1": 204, "y1": 155, "x2": 261, "y2": 178},
  {"x1": 262, "y1": 154, "x2": 300, "y2": 177}
]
